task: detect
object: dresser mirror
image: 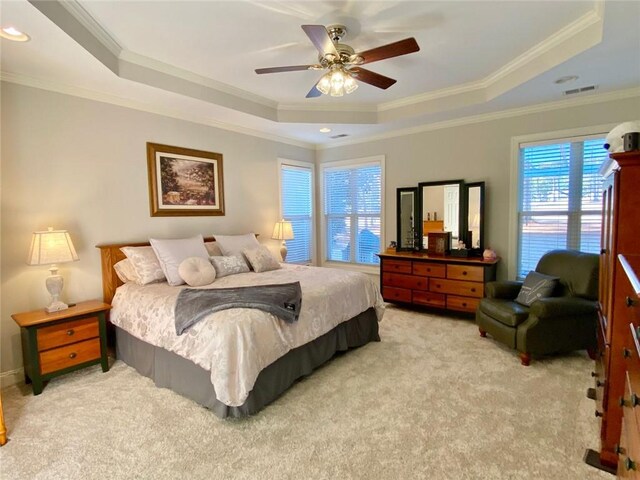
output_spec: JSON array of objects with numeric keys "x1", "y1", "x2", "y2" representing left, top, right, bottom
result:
[
  {"x1": 465, "y1": 182, "x2": 485, "y2": 253},
  {"x1": 418, "y1": 180, "x2": 465, "y2": 251},
  {"x1": 396, "y1": 187, "x2": 418, "y2": 251},
  {"x1": 396, "y1": 179, "x2": 485, "y2": 255}
]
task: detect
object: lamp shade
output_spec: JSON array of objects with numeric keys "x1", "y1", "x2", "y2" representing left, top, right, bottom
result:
[
  {"x1": 271, "y1": 220, "x2": 294, "y2": 241},
  {"x1": 27, "y1": 227, "x2": 79, "y2": 266}
]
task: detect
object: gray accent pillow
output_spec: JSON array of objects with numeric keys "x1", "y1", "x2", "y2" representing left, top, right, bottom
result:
[
  {"x1": 243, "y1": 245, "x2": 281, "y2": 273},
  {"x1": 210, "y1": 254, "x2": 250, "y2": 278},
  {"x1": 515, "y1": 271, "x2": 559, "y2": 306}
]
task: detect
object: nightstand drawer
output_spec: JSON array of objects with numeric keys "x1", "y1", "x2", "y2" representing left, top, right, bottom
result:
[
  {"x1": 37, "y1": 316, "x2": 99, "y2": 351},
  {"x1": 39, "y1": 338, "x2": 101, "y2": 375}
]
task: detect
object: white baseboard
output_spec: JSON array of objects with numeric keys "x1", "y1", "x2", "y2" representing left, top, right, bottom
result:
[{"x1": 0, "y1": 368, "x2": 24, "y2": 389}]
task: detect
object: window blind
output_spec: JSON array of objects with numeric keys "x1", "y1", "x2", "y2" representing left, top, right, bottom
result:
[
  {"x1": 281, "y1": 164, "x2": 313, "y2": 264},
  {"x1": 517, "y1": 137, "x2": 606, "y2": 278},
  {"x1": 324, "y1": 162, "x2": 382, "y2": 266}
]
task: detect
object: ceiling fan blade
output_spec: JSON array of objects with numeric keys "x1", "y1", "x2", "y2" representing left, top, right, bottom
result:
[
  {"x1": 357, "y1": 37, "x2": 420, "y2": 65},
  {"x1": 301, "y1": 25, "x2": 339, "y2": 58},
  {"x1": 350, "y1": 68, "x2": 396, "y2": 89},
  {"x1": 305, "y1": 81, "x2": 322, "y2": 98},
  {"x1": 255, "y1": 65, "x2": 320, "y2": 74}
]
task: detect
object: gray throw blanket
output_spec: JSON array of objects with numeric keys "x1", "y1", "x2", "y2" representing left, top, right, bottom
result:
[{"x1": 174, "y1": 282, "x2": 302, "y2": 335}]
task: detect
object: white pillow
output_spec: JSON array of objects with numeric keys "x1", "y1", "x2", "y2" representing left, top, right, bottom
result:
[
  {"x1": 243, "y1": 245, "x2": 281, "y2": 273},
  {"x1": 214, "y1": 233, "x2": 259, "y2": 257},
  {"x1": 113, "y1": 259, "x2": 140, "y2": 284},
  {"x1": 150, "y1": 235, "x2": 209, "y2": 286},
  {"x1": 210, "y1": 255, "x2": 250, "y2": 278},
  {"x1": 178, "y1": 257, "x2": 216, "y2": 287},
  {"x1": 204, "y1": 241, "x2": 223, "y2": 257},
  {"x1": 120, "y1": 246, "x2": 166, "y2": 285}
]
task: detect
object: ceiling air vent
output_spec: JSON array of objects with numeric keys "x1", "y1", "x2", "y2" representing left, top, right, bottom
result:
[
  {"x1": 563, "y1": 85, "x2": 598, "y2": 96},
  {"x1": 330, "y1": 134, "x2": 349, "y2": 139}
]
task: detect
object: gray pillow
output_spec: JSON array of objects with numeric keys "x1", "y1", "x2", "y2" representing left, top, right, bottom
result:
[
  {"x1": 515, "y1": 271, "x2": 559, "y2": 306},
  {"x1": 210, "y1": 254, "x2": 250, "y2": 278}
]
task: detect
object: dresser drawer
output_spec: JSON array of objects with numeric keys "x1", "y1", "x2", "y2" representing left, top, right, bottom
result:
[
  {"x1": 382, "y1": 287, "x2": 412, "y2": 303},
  {"x1": 382, "y1": 259, "x2": 412, "y2": 274},
  {"x1": 620, "y1": 373, "x2": 640, "y2": 479},
  {"x1": 430, "y1": 278, "x2": 483, "y2": 298},
  {"x1": 447, "y1": 295, "x2": 480, "y2": 313},
  {"x1": 39, "y1": 338, "x2": 101, "y2": 375},
  {"x1": 383, "y1": 273, "x2": 428, "y2": 291},
  {"x1": 37, "y1": 316, "x2": 99, "y2": 352},
  {"x1": 413, "y1": 262, "x2": 446, "y2": 278},
  {"x1": 413, "y1": 291, "x2": 445, "y2": 308},
  {"x1": 447, "y1": 264, "x2": 484, "y2": 282}
]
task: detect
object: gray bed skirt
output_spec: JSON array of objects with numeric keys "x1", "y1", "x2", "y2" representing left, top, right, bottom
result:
[{"x1": 115, "y1": 307, "x2": 380, "y2": 418}]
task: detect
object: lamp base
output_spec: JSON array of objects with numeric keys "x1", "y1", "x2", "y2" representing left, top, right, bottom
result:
[
  {"x1": 46, "y1": 301, "x2": 69, "y2": 313},
  {"x1": 280, "y1": 241, "x2": 288, "y2": 262}
]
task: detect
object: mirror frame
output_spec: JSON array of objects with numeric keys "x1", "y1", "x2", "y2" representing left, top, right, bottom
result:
[
  {"x1": 417, "y1": 179, "x2": 465, "y2": 251},
  {"x1": 396, "y1": 187, "x2": 419, "y2": 251},
  {"x1": 463, "y1": 181, "x2": 485, "y2": 256}
]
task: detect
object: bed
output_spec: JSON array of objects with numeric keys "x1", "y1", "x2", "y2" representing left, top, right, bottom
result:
[{"x1": 97, "y1": 239, "x2": 384, "y2": 418}]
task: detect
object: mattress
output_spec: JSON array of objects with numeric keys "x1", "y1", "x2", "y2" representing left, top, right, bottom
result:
[{"x1": 110, "y1": 263, "x2": 385, "y2": 407}]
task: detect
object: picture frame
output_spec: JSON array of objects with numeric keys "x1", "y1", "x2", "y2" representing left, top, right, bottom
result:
[
  {"x1": 427, "y1": 231, "x2": 451, "y2": 255},
  {"x1": 147, "y1": 143, "x2": 224, "y2": 217}
]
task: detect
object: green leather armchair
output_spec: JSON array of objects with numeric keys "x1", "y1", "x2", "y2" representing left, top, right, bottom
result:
[{"x1": 476, "y1": 249, "x2": 599, "y2": 365}]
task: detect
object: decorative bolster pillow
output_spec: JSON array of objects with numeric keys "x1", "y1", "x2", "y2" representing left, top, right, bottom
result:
[{"x1": 178, "y1": 257, "x2": 216, "y2": 287}]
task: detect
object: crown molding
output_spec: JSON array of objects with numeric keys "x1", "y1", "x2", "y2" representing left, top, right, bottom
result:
[
  {"x1": 0, "y1": 71, "x2": 314, "y2": 150},
  {"x1": 317, "y1": 86, "x2": 640, "y2": 150},
  {"x1": 58, "y1": 0, "x2": 122, "y2": 56}
]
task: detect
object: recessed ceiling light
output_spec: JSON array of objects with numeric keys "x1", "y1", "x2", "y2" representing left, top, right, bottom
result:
[
  {"x1": 554, "y1": 75, "x2": 579, "y2": 85},
  {"x1": 319, "y1": 128, "x2": 331, "y2": 133},
  {"x1": 0, "y1": 26, "x2": 30, "y2": 42}
]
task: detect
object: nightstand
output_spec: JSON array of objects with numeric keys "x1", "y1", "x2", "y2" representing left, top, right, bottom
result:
[{"x1": 12, "y1": 300, "x2": 111, "y2": 395}]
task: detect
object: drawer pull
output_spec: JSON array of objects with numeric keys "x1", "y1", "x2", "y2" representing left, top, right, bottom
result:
[
  {"x1": 632, "y1": 393, "x2": 640, "y2": 407},
  {"x1": 591, "y1": 371, "x2": 597, "y2": 377},
  {"x1": 623, "y1": 348, "x2": 632, "y2": 359},
  {"x1": 462, "y1": 271, "x2": 467, "y2": 276},
  {"x1": 619, "y1": 397, "x2": 629, "y2": 407},
  {"x1": 471, "y1": 288, "x2": 476, "y2": 293},
  {"x1": 596, "y1": 380, "x2": 605, "y2": 388},
  {"x1": 625, "y1": 458, "x2": 636, "y2": 471},
  {"x1": 595, "y1": 410, "x2": 603, "y2": 418},
  {"x1": 626, "y1": 296, "x2": 637, "y2": 307},
  {"x1": 66, "y1": 329, "x2": 75, "y2": 336},
  {"x1": 615, "y1": 444, "x2": 625, "y2": 455},
  {"x1": 69, "y1": 352, "x2": 77, "y2": 359},
  {"x1": 462, "y1": 302, "x2": 467, "y2": 307},
  {"x1": 601, "y1": 248, "x2": 607, "y2": 255}
]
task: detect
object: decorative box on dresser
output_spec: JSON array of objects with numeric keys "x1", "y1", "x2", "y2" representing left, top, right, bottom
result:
[
  {"x1": 377, "y1": 252, "x2": 498, "y2": 314},
  {"x1": 587, "y1": 151, "x2": 640, "y2": 473}
]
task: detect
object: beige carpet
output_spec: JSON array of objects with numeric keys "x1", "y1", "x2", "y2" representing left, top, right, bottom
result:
[{"x1": 0, "y1": 305, "x2": 611, "y2": 479}]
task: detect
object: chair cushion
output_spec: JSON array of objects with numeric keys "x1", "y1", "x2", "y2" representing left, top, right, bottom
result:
[
  {"x1": 515, "y1": 271, "x2": 558, "y2": 306},
  {"x1": 478, "y1": 298, "x2": 530, "y2": 327}
]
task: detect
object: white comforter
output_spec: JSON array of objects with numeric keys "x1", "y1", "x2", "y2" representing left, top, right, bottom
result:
[{"x1": 110, "y1": 264, "x2": 385, "y2": 406}]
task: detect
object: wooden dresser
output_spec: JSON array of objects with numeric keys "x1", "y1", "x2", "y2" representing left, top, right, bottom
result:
[
  {"x1": 377, "y1": 252, "x2": 498, "y2": 314},
  {"x1": 589, "y1": 151, "x2": 640, "y2": 471},
  {"x1": 616, "y1": 255, "x2": 640, "y2": 477}
]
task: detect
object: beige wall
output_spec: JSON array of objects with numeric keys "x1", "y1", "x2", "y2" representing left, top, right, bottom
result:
[
  {"x1": 317, "y1": 95, "x2": 640, "y2": 280},
  {"x1": 0, "y1": 82, "x2": 313, "y2": 379}
]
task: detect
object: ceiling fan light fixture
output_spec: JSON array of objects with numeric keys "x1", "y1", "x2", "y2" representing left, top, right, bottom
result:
[
  {"x1": 344, "y1": 75, "x2": 358, "y2": 94},
  {"x1": 316, "y1": 73, "x2": 331, "y2": 95}
]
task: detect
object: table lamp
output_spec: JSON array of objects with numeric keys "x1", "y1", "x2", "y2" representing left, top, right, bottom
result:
[
  {"x1": 27, "y1": 227, "x2": 79, "y2": 313},
  {"x1": 271, "y1": 219, "x2": 294, "y2": 262}
]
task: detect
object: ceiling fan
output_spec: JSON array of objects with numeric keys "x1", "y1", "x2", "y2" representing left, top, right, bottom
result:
[{"x1": 255, "y1": 25, "x2": 420, "y2": 98}]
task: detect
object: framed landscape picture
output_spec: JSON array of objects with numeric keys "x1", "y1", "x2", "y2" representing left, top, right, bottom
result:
[{"x1": 147, "y1": 142, "x2": 224, "y2": 217}]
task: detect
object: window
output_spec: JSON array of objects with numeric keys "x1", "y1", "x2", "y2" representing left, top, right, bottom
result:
[
  {"x1": 517, "y1": 136, "x2": 606, "y2": 278},
  {"x1": 279, "y1": 160, "x2": 314, "y2": 264},
  {"x1": 322, "y1": 157, "x2": 383, "y2": 267}
]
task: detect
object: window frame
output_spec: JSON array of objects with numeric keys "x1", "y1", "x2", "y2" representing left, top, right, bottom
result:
[
  {"x1": 277, "y1": 158, "x2": 316, "y2": 265},
  {"x1": 508, "y1": 124, "x2": 615, "y2": 279},
  {"x1": 319, "y1": 155, "x2": 385, "y2": 274}
]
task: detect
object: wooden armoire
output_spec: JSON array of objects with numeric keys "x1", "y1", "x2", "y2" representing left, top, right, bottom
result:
[{"x1": 588, "y1": 151, "x2": 640, "y2": 472}]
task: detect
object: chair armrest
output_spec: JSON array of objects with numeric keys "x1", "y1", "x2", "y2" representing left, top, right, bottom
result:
[
  {"x1": 529, "y1": 296, "x2": 598, "y2": 319},
  {"x1": 485, "y1": 281, "x2": 523, "y2": 299}
]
